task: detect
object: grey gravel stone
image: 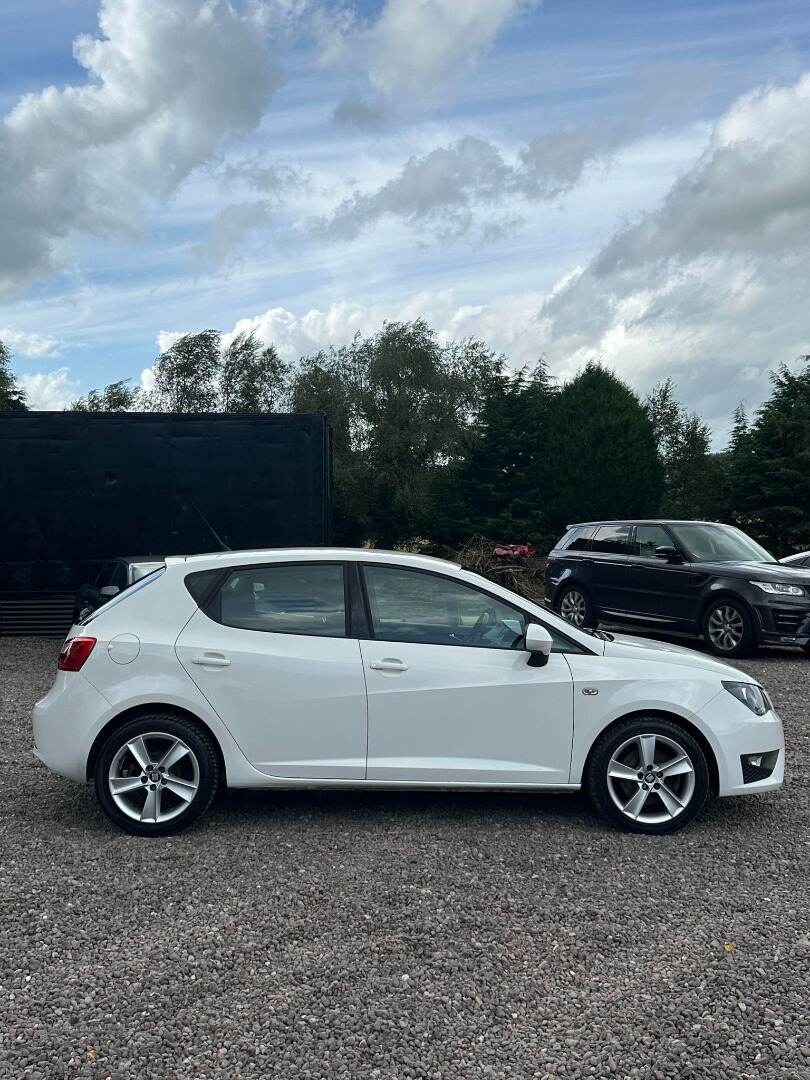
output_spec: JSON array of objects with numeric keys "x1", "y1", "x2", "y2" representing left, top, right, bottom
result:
[{"x1": 0, "y1": 637, "x2": 808, "y2": 1079}]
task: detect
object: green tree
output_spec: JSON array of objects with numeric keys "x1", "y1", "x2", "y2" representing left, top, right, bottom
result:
[
  {"x1": 0, "y1": 340, "x2": 27, "y2": 410},
  {"x1": 645, "y1": 378, "x2": 715, "y2": 518},
  {"x1": 730, "y1": 359, "x2": 810, "y2": 553},
  {"x1": 144, "y1": 331, "x2": 222, "y2": 412},
  {"x1": 291, "y1": 320, "x2": 501, "y2": 545},
  {"x1": 438, "y1": 362, "x2": 556, "y2": 547},
  {"x1": 543, "y1": 362, "x2": 663, "y2": 536},
  {"x1": 70, "y1": 379, "x2": 141, "y2": 412},
  {"x1": 220, "y1": 331, "x2": 289, "y2": 411}
]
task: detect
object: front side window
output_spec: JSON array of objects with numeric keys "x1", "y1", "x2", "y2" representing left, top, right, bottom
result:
[
  {"x1": 591, "y1": 525, "x2": 631, "y2": 554},
  {"x1": 218, "y1": 563, "x2": 346, "y2": 637},
  {"x1": 363, "y1": 565, "x2": 526, "y2": 649},
  {"x1": 633, "y1": 525, "x2": 672, "y2": 558}
]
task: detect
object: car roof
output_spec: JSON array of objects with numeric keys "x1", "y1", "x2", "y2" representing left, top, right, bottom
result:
[
  {"x1": 164, "y1": 547, "x2": 462, "y2": 572},
  {"x1": 567, "y1": 519, "x2": 730, "y2": 528}
]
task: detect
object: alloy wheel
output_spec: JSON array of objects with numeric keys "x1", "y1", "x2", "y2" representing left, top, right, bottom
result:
[
  {"x1": 707, "y1": 605, "x2": 745, "y2": 652},
  {"x1": 606, "y1": 733, "x2": 696, "y2": 825},
  {"x1": 108, "y1": 732, "x2": 200, "y2": 824},
  {"x1": 560, "y1": 589, "x2": 587, "y2": 627}
]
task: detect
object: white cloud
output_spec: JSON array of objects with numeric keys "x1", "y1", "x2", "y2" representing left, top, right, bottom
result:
[
  {"x1": 155, "y1": 331, "x2": 187, "y2": 354},
  {"x1": 0, "y1": 0, "x2": 283, "y2": 297},
  {"x1": 367, "y1": 0, "x2": 537, "y2": 106},
  {"x1": 535, "y1": 72, "x2": 810, "y2": 437},
  {"x1": 0, "y1": 327, "x2": 61, "y2": 358},
  {"x1": 19, "y1": 368, "x2": 81, "y2": 410},
  {"x1": 225, "y1": 288, "x2": 546, "y2": 363}
]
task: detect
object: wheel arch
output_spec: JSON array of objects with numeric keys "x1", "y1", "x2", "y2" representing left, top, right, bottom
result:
[
  {"x1": 86, "y1": 703, "x2": 227, "y2": 784},
  {"x1": 581, "y1": 708, "x2": 720, "y2": 796},
  {"x1": 700, "y1": 587, "x2": 755, "y2": 624}
]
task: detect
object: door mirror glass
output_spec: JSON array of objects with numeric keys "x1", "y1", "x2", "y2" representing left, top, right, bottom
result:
[
  {"x1": 524, "y1": 622, "x2": 553, "y2": 666},
  {"x1": 99, "y1": 585, "x2": 120, "y2": 597},
  {"x1": 654, "y1": 545, "x2": 682, "y2": 563}
]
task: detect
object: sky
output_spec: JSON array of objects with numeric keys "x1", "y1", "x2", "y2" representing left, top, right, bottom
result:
[{"x1": 1, "y1": 0, "x2": 810, "y2": 442}]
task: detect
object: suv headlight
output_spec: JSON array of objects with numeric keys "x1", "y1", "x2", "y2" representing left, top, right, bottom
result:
[
  {"x1": 750, "y1": 580, "x2": 805, "y2": 597},
  {"x1": 722, "y1": 681, "x2": 771, "y2": 716}
]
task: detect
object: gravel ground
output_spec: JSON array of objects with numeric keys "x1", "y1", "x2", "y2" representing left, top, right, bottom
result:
[{"x1": 1, "y1": 637, "x2": 809, "y2": 1080}]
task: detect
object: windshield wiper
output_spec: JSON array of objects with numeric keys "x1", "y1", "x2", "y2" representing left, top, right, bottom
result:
[{"x1": 584, "y1": 628, "x2": 614, "y2": 641}]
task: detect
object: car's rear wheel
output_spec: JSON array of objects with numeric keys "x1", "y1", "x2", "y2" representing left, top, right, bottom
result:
[
  {"x1": 586, "y1": 716, "x2": 709, "y2": 834},
  {"x1": 94, "y1": 714, "x2": 220, "y2": 836},
  {"x1": 702, "y1": 598, "x2": 755, "y2": 658},
  {"x1": 556, "y1": 584, "x2": 596, "y2": 629}
]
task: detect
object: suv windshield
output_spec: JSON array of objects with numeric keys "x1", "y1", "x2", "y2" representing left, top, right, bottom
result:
[{"x1": 669, "y1": 524, "x2": 777, "y2": 564}]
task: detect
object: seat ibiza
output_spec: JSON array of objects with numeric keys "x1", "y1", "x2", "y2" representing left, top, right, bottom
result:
[{"x1": 33, "y1": 549, "x2": 784, "y2": 836}]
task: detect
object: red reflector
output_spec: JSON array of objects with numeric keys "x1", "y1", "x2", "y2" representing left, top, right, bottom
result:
[{"x1": 57, "y1": 636, "x2": 97, "y2": 671}]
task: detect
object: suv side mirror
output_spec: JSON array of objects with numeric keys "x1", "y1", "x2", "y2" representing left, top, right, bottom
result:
[
  {"x1": 654, "y1": 545, "x2": 682, "y2": 563},
  {"x1": 99, "y1": 585, "x2": 120, "y2": 598},
  {"x1": 524, "y1": 622, "x2": 553, "y2": 667}
]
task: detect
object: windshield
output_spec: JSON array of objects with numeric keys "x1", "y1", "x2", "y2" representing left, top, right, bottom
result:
[{"x1": 669, "y1": 524, "x2": 776, "y2": 564}]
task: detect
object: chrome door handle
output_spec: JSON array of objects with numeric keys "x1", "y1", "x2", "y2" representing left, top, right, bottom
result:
[
  {"x1": 190, "y1": 653, "x2": 231, "y2": 668},
  {"x1": 369, "y1": 658, "x2": 408, "y2": 672}
]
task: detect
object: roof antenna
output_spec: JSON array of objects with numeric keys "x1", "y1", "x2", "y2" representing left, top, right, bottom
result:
[{"x1": 183, "y1": 497, "x2": 232, "y2": 551}]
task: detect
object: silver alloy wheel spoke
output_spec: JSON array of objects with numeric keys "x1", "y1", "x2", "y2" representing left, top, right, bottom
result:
[
  {"x1": 637, "y1": 735, "x2": 657, "y2": 769},
  {"x1": 658, "y1": 753, "x2": 692, "y2": 778},
  {"x1": 159, "y1": 739, "x2": 191, "y2": 771},
  {"x1": 108, "y1": 732, "x2": 200, "y2": 825},
  {"x1": 109, "y1": 776, "x2": 145, "y2": 795},
  {"x1": 163, "y1": 777, "x2": 196, "y2": 802},
  {"x1": 606, "y1": 732, "x2": 696, "y2": 825},
  {"x1": 623, "y1": 786, "x2": 650, "y2": 819},
  {"x1": 608, "y1": 759, "x2": 639, "y2": 781},
  {"x1": 126, "y1": 736, "x2": 151, "y2": 771},
  {"x1": 656, "y1": 782, "x2": 684, "y2": 817}
]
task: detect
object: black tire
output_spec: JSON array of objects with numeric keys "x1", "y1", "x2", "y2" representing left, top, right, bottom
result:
[
  {"x1": 94, "y1": 714, "x2": 220, "y2": 836},
  {"x1": 555, "y1": 583, "x2": 597, "y2": 629},
  {"x1": 586, "y1": 715, "x2": 709, "y2": 835},
  {"x1": 702, "y1": 597, "x2": 755, "y2": 658},
  {"x1": 802, "y1": 642, "x2": 810, "y2": 656}
]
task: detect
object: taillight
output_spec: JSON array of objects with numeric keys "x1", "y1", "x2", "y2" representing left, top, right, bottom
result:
[{"x1": 57, "y1": 636, "x2": 97, "y2": 671}]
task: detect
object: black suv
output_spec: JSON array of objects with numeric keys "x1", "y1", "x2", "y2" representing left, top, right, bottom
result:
[{"x1": 545, "y1": 520, "x2": 810, "y2": 658}]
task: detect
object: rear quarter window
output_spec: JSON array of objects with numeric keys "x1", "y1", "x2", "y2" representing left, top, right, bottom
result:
[{"x1": 557, "y1": 526, "x2": 594, "y2": 552}]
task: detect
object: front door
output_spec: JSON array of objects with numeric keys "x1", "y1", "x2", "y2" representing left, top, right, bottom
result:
[
  {"x1": 625, "y1": 525, "x2": 704, "y2": 628},
  {"x1": 359, "y1": 564, "x2": 575, "y2": 785},
  {"x1": 176, "y1": 561, "x2": 368, "y2": 779}
]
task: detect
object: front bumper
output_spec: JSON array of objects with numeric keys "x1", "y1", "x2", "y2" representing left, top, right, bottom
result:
[
  {"x1": 701, "y1": 687, "x2": 785, "y2": 797},
  {"x1": 752, "y1": 599, "x2": 810, "y2": 646}
]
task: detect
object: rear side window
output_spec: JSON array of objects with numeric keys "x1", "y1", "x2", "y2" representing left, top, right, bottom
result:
[
  {"x1": 215, "y1": 563, "x2": 347, "y2": 637},
  {"x1": 591, "y1": 525, "x2": 631, "y2": 554},
  {"x1": 633, "y1": 525, "x2": 672, "y2": 557},
  {"x1": 559, "y1": 526, "x2": 594, "y2": 551}
]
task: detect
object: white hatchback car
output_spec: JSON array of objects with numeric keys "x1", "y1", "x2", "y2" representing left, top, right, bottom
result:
[{"x1": 33, "y1": 548, "x2": 784, "y2": 836}]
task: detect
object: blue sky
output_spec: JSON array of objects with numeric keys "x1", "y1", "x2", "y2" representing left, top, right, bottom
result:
[{"x1": 2, "y1": 0, "x2": 810, "y2": 440}]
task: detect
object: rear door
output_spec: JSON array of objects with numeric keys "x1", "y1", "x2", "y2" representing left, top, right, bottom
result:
[
  {"x1": 359, "y1": 564, "x2": 575, "y2": 785},
  {"x1": 587, "y1": 525, "x2": 632, "y2": 615},
  {"x1": 176, "y1": 561, "x2": 368, "y2": 779}
]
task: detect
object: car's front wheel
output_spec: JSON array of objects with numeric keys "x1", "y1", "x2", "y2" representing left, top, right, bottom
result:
[
  {"x1": 702, "y1": 598, "x2": 755, "y2": 658},
  {"x1": 586, "y1": 717, "x2": 709, "y2": 834},
  {"x1": 556, "y1": 584, "x2": 596, "y2": 629},
  {"x1": 94, "y1": 714, "x2": 220, "y2": 836}
]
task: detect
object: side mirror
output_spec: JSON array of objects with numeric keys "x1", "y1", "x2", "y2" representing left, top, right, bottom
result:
[
  {"x1": 524, "y1": 622, "x2": 553, "y2": 667},
  {"x1": 99, "y1": 585, "x2": 120, "y2": 598},
  {"x1": 654, "y1": 545, "x2": 682, "y2": 563}
]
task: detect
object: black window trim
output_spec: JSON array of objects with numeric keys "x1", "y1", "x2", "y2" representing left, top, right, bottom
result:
[
  {"x1": 358, "y1": 561, "x2": 593, "y2": 655},
  {"x1": 188, "y1": 560, "x2": 352, "y2": 639}
]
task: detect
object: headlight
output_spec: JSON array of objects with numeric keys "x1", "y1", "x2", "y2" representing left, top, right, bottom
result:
[
  {"x1": 722, "y1": 681, "x2": 770, "y2": 716},
  {"x1": 750, "y1": 580, "x2": 805, "y2": 596}
]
